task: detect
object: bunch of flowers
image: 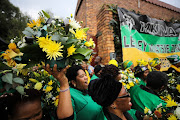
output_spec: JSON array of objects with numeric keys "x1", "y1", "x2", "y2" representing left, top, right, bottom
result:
[
  {"x1": 144, "y1": 95, "x2": 180, "y2": 120},
  {"x1": 158, "y1": 72, "x2": 180, "y2": 102},
  {"x1": 24, "y1": 66, "x2": 60, "y2": 110},
  {"x1": 1, "y1": 43, "x2": 24, "y2": 68},
  {"x1": 20, "y1": 11, "x2": 95, "y2": 68},
  {"x1": 119, "y1": 68, "x2": 138, "y2": 90}
]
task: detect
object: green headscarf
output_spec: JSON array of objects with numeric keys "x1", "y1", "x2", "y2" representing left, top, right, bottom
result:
[{"x1": 123, "y1": 60, "x2": 133, "y2": 69}]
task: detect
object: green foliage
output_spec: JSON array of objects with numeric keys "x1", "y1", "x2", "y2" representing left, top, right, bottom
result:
[
  {"x1": 0, "y1": 0, "x2": 30, "y2": 42},
  {"x1": 108, "y1": 4, "x2": 122, "y2": 63},
  {"x1": 42, "y1": 10, "x2": 50, "y2": 18}
]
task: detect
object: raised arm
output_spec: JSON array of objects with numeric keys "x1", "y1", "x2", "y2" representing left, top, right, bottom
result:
[{"x1": 45, "y1": 64, "x2": 73, "y2": 119}]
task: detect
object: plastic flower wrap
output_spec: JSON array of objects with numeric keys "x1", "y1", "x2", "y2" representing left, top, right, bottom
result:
[
  {"x1": 119, "y1": 68, "x2": 137, "y2": 90},
  {"x1": 20, "y1": 10, "x2": 95, "y2": 68}
]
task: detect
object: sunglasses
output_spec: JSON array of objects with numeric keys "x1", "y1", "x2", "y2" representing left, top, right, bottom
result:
[{"x1": 117, "y1": 94, "x2": 130, "y2": 99}]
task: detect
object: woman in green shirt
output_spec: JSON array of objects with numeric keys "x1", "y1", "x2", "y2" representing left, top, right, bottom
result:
[
  {"x1": 45, "y1": 64, "x2": 102, "y2": 120},
  {"x1": 88, "y1": 74, "x2": 144, "y2": 120},
  {"x1": 134, "y1": 65, "x2": 149, "y2": 86},
  {"x1": 130, "y1": 71, "x2": 168, "y2": 113}
]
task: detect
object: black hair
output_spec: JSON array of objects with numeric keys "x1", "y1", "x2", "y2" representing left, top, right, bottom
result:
[
  {"x1": 66, "y1": 65, "x2": 83, "y2": 82},
  {"x1": 0, "y1": 89, "x2": 41, "y2": 120},
  {"x1": 94, "y1": 65, "x2": 102, "y2": 75},
  {"x1": 146, "y1": 71, "x2": 168, "y2": 90},
  {"x1": 101, "y1": 65, "x2": 119, "y2": 79}
]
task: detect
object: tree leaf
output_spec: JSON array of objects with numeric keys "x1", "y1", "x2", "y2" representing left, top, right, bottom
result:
[
  {"x1": 16, "y1": 86, "x2": 25, "y2": 95},
  {"x1": 42, "y1": 10, "x2": 50, "y2": 18},
  {"x1": 13, "y1": 77, "x2": 24, "y2": 85},
  {"x1": 2, "y1": 73, "x2": 13, "y2": 84}
]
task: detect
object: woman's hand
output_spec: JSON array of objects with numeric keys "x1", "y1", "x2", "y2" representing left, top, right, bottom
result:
[{"x1": 45, "y1": 64, "x2": 69, "y2": 87}]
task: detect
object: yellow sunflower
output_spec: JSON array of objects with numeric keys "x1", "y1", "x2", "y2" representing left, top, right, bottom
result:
[{"x1": 67, "y1": 44, "x2": 76, "y2": 57}]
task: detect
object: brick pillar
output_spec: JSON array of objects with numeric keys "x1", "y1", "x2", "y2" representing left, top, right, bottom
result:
[{"x1": 96, "y1": 5, "x2": 115, "y2": 65}]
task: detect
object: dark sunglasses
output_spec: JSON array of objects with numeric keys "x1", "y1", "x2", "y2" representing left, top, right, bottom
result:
[{"x1": 117, "y1": 94, "x2": 130, "y2": 99}]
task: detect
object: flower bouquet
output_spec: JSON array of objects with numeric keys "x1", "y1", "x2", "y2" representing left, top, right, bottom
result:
[
  {"x1": 119, "y1": 68, "x2": 137, "y2": 90},
  {"x1": 24, "y1": 66, "x2": 60, "y2": 110},
  {"x1": 20, "y1": 10, "x2": 95, "y2": 68},
  {"x1": 143, "y1": 97, "x2": 180, "y2": 120},
  {"x1": 158, "y1": 72, "x2": 180, "y2": 102}
]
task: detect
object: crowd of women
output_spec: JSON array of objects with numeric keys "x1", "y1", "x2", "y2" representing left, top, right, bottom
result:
[{"x1": 1, "y1": 54, "x2": 180, "y2": 120}]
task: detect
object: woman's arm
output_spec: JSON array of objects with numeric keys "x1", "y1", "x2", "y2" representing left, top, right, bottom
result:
[{"x1": 45, "y1": 64, "x2": 73, "y2": 119}]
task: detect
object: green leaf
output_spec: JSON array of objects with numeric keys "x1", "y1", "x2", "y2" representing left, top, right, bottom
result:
[
  {"x1": 13, "y1": 77, "x2": 24, "y2": 85},
  {"x1": 75, "y1": 48, "x2": 93, "y2": 57},
  {"x1": 22, "y1": 27, "x2": 34, "y2": 36},
  {"x1": 14, "y1": 57, "x2": 22, "y2": 61},
  {"x1": 82, "y1": 27, "x2": 89, "y2": 33},
  {"x1": 51, "y1": 34, "x2": 61, "y2": 41},
  {"x1": 16, "y1": 86, "x2": 25, "y2": 95},
  {"x1": 2, "y1": 73, "x2": 13, "y2": 84},
  {"x1": 42, "y1": 10, "x2": 50, "y2": 18},
  {"x1": 4, "y1": 83, "x2": 12, "y2": 91},
  {"x1": 59, "y1": 37, "x2": 69, "y2": 44},
  {"x1": 72, "y1": 54, "x2": 85, "y2": 60},
  {"x1": 66, "y1": 38, "x2": 78, "y2": 45}
]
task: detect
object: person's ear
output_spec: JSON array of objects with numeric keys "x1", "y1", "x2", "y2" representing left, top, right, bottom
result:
[
  {"x1": 71, "y1": 80, "x2": 77, "y2": 87},
  {"x1": 110, "y1": 103, "x2": 117, "y2": 109}
]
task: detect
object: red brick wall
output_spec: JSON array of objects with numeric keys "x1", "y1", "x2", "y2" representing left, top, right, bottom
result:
[
  {"x1": 75, "y1": 0, "x2": 86, "y2": 28},
  {"x1": 96, "y1": 5, "x2": 115, "y2": 64},
  {"x1": 75, "y1": 0, "x2": 180, "y2": 65}
]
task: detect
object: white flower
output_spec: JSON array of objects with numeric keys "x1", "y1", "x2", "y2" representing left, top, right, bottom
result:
[
  {"x1": 10, "y1": 39, "x2": 14, "y2": 43},
  {"x1": 19, "y1": 43, "x2": 27, "y2": 48},
  {"x1": 156, "y1": 103, "x2": 162, "y2": 108},
  {"x1": 22, "y1": 37, "x2": 26, "y2": 43},
  {"x1": 174, "y1": 107, "x2": 180, "y2": 119},
  {"x1": 69, "y1": 19, "x2": 81, "y2": 29},
  {"x1": 129, "y1": 73, "x2": 134, "y2": 78},
  {"x1": 148, "y1": 110, "x2": 152, "y2": 114},
  {"x1": 52, "y1": 97, "x2": 56, "y2": 100},
  {"x1": 57, "y1": 24, "x2": 61, "y2": 26},
  {"x1": 17, "y1": 41, "x2": 22, "y2": 47},
  {"x1": 46, "y1": 92, "x2": 53, "y2": 99},
  {"x1": 47, "y1": 24, "x2": 50, "y2": 27},
  {"x1": 51, "y1": 20, "x2": 56, "y2": 24}
]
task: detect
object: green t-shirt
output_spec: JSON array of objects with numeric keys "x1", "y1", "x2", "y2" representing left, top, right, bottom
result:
[
  {"x1": 129, "y1": 85, "x2": 167, "y2": 113},
  {"x1": 96, "y1": 109, "x2": 139, "y2": 120},
  {"x1": 136, "y1": 77, "x2": 146, "y2": 86},
  {"x1": 90, "y1": 74, "x2": 99, "y2": 81},
  {"x1": 70, "y1": 87, "x2": 102, "y2": 120}
]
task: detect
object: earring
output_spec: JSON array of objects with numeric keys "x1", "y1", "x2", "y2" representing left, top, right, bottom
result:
[
  {"x1": 113, "y1": 107, "x2": 116, "y2": 109},
  {"x1": 74, "y1": 84, "x2": 76, "y2": 87}
]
